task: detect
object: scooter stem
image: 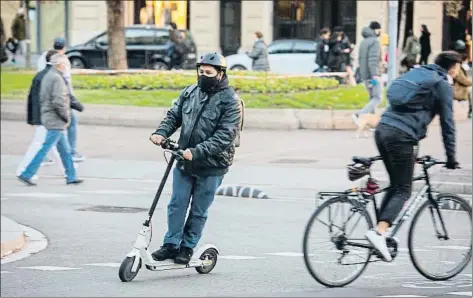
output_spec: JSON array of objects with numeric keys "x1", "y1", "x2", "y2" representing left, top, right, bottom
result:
[{"x1": 145, "y1": 154, "x2": 176, "y2": 226}]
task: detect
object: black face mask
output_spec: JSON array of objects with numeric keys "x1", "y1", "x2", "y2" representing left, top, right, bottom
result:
[{"x1": 198, "y1": 75, "x2": 219, "y2": 93}]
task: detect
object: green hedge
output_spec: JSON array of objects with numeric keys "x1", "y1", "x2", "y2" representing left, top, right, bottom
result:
[{"x1": 72, "y1": 73, "x2": 339, "y2": 93}]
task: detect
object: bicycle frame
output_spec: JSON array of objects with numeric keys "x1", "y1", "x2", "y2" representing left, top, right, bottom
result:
[{"x1": 317, "y1": 159, "x2": 450, "y2": 251}]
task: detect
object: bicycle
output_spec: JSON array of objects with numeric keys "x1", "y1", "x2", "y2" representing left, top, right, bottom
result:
[{"x1": 303, "y1": 155, "x2": 472, "y2": 288}]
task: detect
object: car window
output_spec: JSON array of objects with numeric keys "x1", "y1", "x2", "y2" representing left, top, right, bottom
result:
[
  {"x1": 155, "y1": 29, "x2": 169, "y2": 45},
  {"x1": 267, "y1": 41, "x2": 293, "y2": 54},
  {"x1": 293, "y1": 41, "x2": 316, "y2": 54},
  {"x1": 95, "y1": 34, "x2": 108, "y2": 46},
  {"x1": 125, "y1": 29, "x2": 158, "y2": 46}
]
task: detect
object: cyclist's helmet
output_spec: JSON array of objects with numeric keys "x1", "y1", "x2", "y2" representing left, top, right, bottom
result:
[
  {"x1": 347, "y1": 163, "x2": 370, "y2": 181},
  {"x1": 196, "y1": 52, "x2": 227, "y2": 72}
]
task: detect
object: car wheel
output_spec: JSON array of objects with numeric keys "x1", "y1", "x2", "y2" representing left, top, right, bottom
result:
[
  {"x1": 151, "y1": 61, "x2": 169, "y2": 70},
  {"x1": 230, "y1": 65, "x2": 247, "y2": 71},
  {"x1": 69, "y1": 57, "x2": 85, "y2": 69}
]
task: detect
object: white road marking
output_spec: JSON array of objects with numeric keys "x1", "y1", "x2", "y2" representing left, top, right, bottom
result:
[
  {"x1": 1, "y1": 271, "x2": 12, "y2": 274},
  {"x1": 447, "y1": 292, "x2": 473, "y2": 296},
  {"x1": 85, "y1": 263, "x2": 121, "y2": 267},
  {"x1": 378, "y1": 295, "x2": 427, "y2": 298},
  {"x1": 219, "y1": 255, "x2": 263, "y2": 260},
  {"x1": 77, "y1": 189, "x2": 149, "y2": 195},
  {"x1": 18, "y1": 266, "x2": 80, "y2": 271},
  {"x1": 4, "y1": 193, "x2": 78, "y2": 198},
  {"x1": 1, "y1": 197, "x2": 8, "y2": 201},
  {"x1": 264, "y1": 252, "x2": 303, "y2": 257},
  {"x1": 428, "y1": 246, "x2": 470, "y2": 250}
]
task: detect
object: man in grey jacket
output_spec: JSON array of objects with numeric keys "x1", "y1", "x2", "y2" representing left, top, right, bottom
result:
[
  {"x1": 352, "y1": 21, "x2": 382, "y2": 125},
  {"x1": 18, "y1": 53, "x2": 83, "y2": 186}
]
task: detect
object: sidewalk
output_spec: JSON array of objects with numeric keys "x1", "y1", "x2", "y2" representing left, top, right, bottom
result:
[
  {"x1": 1, "y1": 216, "x2": 26, "y2": 258},
  {"x1": 1, "y1": 99, "x2": 470, "y2": 131}
]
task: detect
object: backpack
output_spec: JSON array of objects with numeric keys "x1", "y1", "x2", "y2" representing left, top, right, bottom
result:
[
  {"x1": 180, "y1": 84, "x2": 245, "y2": 147},
  {"x1": 411, "y1": 39, "x2": 421, "y2": 56}
]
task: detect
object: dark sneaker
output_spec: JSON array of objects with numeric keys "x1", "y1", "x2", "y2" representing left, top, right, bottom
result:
[
  {"x1": 67, "y1": 179, "x2": 84, "y2": 185},
  {"x1": 18, "y1": 176, "x2": 37, "y2": 186},
  {"x1": 151, "y1": 243, "x2": 179, "y2": 261},
  {"x1": 174, "y1": 246, "x2": 193, "y2": 265}
]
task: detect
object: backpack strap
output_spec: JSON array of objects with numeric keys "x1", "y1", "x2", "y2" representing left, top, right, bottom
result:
[{"x1": 183, "y1": 84, "x2": 198, "y2": 99}]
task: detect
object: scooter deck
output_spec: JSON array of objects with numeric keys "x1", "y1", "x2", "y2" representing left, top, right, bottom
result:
[{"x1": 144, "y1": 259, "x2": 206, "y2": 271}]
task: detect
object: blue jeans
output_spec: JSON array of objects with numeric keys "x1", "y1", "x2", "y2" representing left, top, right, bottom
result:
[
  {"x1": 360, "y1": 79, "x2": 382, "y2": 114},
  {"x1": 21, "y1": 129, "x2": 77, "y2": 183},
  {"x1": 163, "y1": 167, "x2": 224, "y2": 249},
  {"x1": 67, "y1": 110, "x2": 77, "y2": 155}
]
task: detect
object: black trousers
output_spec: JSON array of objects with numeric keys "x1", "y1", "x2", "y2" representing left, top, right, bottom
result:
[
  {"x1": 375, "y1": 123, "x2": 418, "y2": 225},
  {"x1": 419, "y1": 53, "x2": 430, "y2": 65}
]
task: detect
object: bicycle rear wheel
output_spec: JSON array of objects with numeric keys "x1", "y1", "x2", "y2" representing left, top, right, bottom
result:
[
  {"x1": 408, "y1": 193, "x2": 472, "y2": 281},
  {"x1": 303, "y1": 196, "x2": 373, "y2": 288}
]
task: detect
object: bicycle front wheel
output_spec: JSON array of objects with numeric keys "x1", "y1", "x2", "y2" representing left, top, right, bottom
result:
[
  {"x1": 303, "y1": 196, "x2": 373, "y2": 288},
  {"x1": 408, "y1": 193, "x2": 472, "y2": 281}
]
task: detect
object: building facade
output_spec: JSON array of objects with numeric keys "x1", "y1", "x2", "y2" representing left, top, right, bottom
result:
[{"x1": 2, "y1": 0, "x2": 467, "y2": 64}]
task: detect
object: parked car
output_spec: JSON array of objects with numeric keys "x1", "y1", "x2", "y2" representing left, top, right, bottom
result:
[
  {"x1": 225, "y1": 39, "x2": 320, "y2": 75},
  {"x1": 65, "y1": 25, "x2": 197, "y2": 70}
]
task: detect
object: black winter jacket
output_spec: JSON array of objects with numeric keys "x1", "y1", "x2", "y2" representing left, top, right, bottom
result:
[
  {"x1": 154, "y1": 75, "x2": 242, "y2": 177},
  {"x1": 27, "y1": 65, "x2": 84, "y2": 125}
]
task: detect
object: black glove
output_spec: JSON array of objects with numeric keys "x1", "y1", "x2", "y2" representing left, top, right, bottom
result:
[{"x1": 446, "y1": 157, "x2": 459, "y2": 170}]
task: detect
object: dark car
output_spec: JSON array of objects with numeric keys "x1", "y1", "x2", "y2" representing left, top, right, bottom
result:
[{"x1": 65, "y1": 25, "x2": 197, "y2": 70}]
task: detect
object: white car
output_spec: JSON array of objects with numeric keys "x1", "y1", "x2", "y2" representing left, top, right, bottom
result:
[{"x1": 225, "y1": 39, "x2": 320, "y2": 75}]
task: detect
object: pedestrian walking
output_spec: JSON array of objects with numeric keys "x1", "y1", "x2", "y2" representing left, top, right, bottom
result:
[
  {"x1": 419, "y1": 25, "x2": 431, "y2": 65},
  {"x1": 315, "y1": 28, "x2": 330, "y2": 72},
  {"x1": 247, "y1": 31, "x2": 270, "y2": 71},
  {"x1": 451, "y1": 40, "x2": 472, "y2": 119},
  {"x1": 17, "y1": 53, "x2": 83, "y2": 186},
  {"x1": 10, "y1": 7, "x2": 26, "y2": 64},
  {"x1": 38, "y1": 37, "x2": 86, "y2": 162},
  {"x1": 401, "y1": 30, "x2": 421, "y2": 71},
  {"x1": 352, "y1": 21, "x2": 383, "y2": 126}
]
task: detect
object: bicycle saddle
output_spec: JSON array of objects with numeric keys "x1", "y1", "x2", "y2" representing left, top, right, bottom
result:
[{"x1": 352, "y1": 156, "x2": 373, "y2": 166}]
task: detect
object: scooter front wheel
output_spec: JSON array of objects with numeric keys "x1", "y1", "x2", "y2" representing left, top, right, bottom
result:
[
  {"x1": 118, "y1": 256, "x2": 142, "y2": 282},
  {"x1": 195, "y1": 248, "x2": 218, "y2": 274}
]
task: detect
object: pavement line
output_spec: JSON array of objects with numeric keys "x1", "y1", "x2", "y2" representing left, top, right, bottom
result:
[
  {"x1": 77, "y1": 190, "x2": 149, "y2": 195},
  {"x1": 18, "y1": 266, "x2": 80, "y2": 271},
  {"x1": 264, "y1": 252, "x2": 304, "y2": 257},
  {"x1": 4, "y1": 192, "x2": 78, "y2": 198},
  {"x1": 378, "y1": 295, "x2": 427, "y2": 297},
  {"x1": 447, "y1": 292, "x2": 473, "y2": 296},
  {"x1": 0, "y1": 271, "x2": 12, "y2": 274},
  {"x1": 219, "y1": 255, "x2": 264, "y2": 260},
  {"x1": 1, "y1": 197, "x2": 7, "y2": 201},
  {"x1": 85, "y1": 263, "x2": 121, "y2": 267}
]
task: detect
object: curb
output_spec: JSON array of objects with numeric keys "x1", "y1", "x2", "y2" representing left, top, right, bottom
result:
[
  {"x1": 1, "y1": 216, "x2": 27, "y2": 258},
  {"x1": 215, "y1": 185, "x2": 269, "y2": 199},
  {"x1": 378, "y1": 179, "x2": 472, "y2": 195},
  {"x1": 1, "y1": 99, "x2": 470, "y2": 131}
]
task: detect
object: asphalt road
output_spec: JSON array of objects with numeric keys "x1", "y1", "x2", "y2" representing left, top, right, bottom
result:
[{"x1": 1, "y1": 120, "x2": 472, "y2": 297}]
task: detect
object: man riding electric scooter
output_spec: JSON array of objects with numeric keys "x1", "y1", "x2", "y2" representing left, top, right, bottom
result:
[{"x1": 149, "y1": 52, "x2": 242, "y2": 265}]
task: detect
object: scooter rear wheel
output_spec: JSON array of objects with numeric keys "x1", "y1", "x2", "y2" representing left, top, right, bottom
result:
[
  {"x1": 195, "y1": 248, "x2": 218, "y2": 274},
  {"x1": 119, "y1": 256, "x2": 142, "y2": 282}
]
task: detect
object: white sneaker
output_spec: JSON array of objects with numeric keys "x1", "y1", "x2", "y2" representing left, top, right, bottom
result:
[{"x1": 365, "y1": 230, "x2": 392, "y2": 262}]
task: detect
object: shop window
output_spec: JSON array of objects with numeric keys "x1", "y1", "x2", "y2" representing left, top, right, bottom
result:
[{"x1": 220, "y1": 0, "x2": 241, "y2": 56}]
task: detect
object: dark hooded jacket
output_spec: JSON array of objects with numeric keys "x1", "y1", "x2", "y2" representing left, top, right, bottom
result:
[
  {"x1": 155, "y1": 75, "x2": 242, "y2": 177},
  {"x1": 380, "y1": 64, "x2": 456, "y2": 159}
]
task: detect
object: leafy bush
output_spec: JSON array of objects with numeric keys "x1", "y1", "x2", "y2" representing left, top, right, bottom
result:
[{"x1": 71, "y1": 73, "x2": 339, "y2": 93}]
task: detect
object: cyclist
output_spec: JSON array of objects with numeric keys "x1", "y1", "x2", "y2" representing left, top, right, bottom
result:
[{"x1": 365, "y1": 51, "x2": 462, "y2": 261}]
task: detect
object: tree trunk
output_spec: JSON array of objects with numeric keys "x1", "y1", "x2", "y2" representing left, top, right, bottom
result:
[{"x1": 106, "y1": 0, "x2": 127, "y2": 69}]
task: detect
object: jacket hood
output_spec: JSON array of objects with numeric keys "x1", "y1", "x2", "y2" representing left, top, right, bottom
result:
[
  {"x1": 422, "y1": 64, "x2": 448, "y2": 80},
  {"x1": 361, "y1": 27, "x2": 376, "y2": 38}
]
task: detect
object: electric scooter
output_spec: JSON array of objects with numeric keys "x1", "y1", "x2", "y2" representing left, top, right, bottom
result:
[{"x1": 118, "y1": 138, "x2": 219, "y2": 282}]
